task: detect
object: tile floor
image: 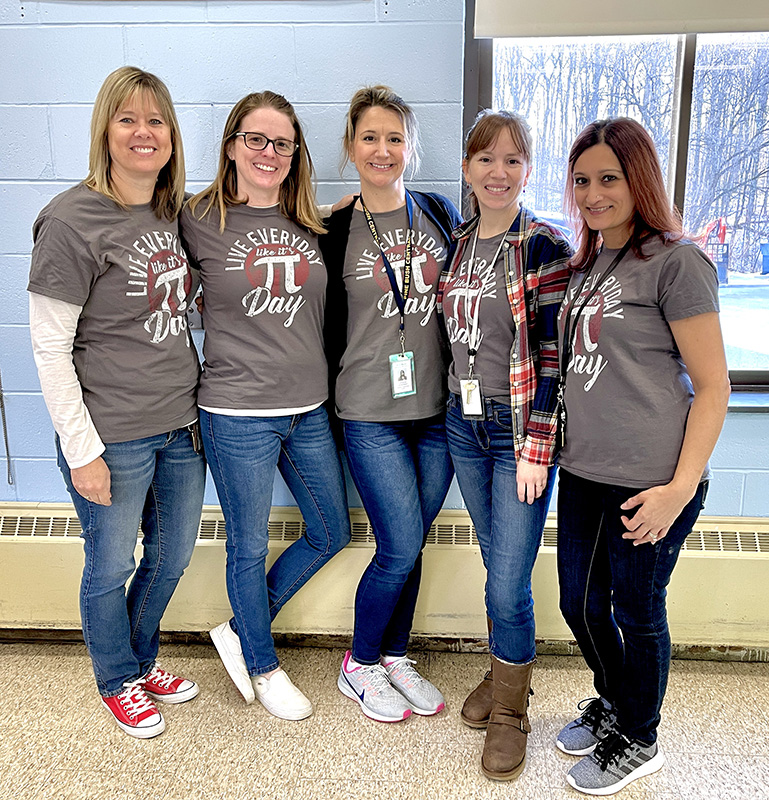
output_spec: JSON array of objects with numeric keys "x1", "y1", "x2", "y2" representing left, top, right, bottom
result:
[{"x1": 0, "y1": 642, "x2": 767, "y2": 800}]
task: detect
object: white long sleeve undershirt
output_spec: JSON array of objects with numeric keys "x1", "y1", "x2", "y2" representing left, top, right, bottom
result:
[{"x1": 29, "y1": 292, "x2": 105, "y2": 469}]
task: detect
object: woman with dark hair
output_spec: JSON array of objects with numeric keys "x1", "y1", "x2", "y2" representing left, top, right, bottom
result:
[
  {"x1": 555, "y1": 117, "x2": 730, "y2": 795},
  {"x1": 29, "y1": 66, "x2": 205, "y2": 739},
  {"x1": 321, "y1": 85, "x2": 462, "y2": 723},
  {"x1": 182, "y1": 92, "x2": 350, "y2": 721},
  {"x1": 439, "y1": 109, "x2": 571, "y2": 780}
]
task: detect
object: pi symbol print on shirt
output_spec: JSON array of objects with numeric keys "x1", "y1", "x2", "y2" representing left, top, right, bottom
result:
[
  {"x1": 564, "y1": 270, "x2": 625, "y2": 392},
  {"x1": 126, "y1": 230, "x2": 192, "y2": 345},
  {"x1": 443, "y1": 253, "x2": 498, "y2": 347},
  {"x1": 356, "y1": 226, "x2": 446, "y2": 327},
  {"x1": 228, "y1": 230, "x2": 322, "y2": 328}
]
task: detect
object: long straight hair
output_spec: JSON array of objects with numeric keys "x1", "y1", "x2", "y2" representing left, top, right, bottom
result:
[
  {"x1": 565, "y1": 117, "x2": 682, "y2": 271},
  {"x1": 189, "y1": 91, "x2": 324, "y2": 235},
  {"x1": 85, "y1": 66, "x2": 185, "y2": 220}
]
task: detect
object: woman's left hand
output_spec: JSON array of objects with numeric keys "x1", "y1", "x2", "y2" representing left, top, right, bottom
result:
[
  {"x1": 516, "y1": 460, "x2": 549, "y2": 505},
  {"x1": 620, "y1": 482, "x2": 694, "y2": 546}
]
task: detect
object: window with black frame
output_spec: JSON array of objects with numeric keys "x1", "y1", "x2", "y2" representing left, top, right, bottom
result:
[{"x1": 490, "y1": 32, "x2": 769, "y2": 382}]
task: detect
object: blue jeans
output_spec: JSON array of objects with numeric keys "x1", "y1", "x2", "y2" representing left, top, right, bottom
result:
[
  {"x1": 201, "y1": 406, "x2": 350, "y2": 675},
  {"x1": 343, "y1": 414, "x2": 453, "y2": 665},
  {"x1": 446, "y1": 394, "x2": 554, "y2": 664},
  {"x1": 557, "y1": 469, "x2": 708, "y2": 743},
  {"x1": 57, "y1": 428, "x2": 205, "y2": 697}
]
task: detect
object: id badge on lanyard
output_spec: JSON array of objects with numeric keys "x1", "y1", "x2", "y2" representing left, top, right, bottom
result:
[
  {"x1": 361, "y1": 193, "x2": 418, "y2": 400},
  {"x1": 459, "y1": 375, "x2": 484, "y2": 418},
  {"x1": 390, "y1": 351, "x2": 416, "y2": 398},
  {"x1": 458, "y1": 228, "x2": 507, "y2": 419}
]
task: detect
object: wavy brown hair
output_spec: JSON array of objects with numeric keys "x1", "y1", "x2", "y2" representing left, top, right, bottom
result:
[
  {"x1": 85, "y1": 66, "x2": 185, "y2": 220},
  {"x1": 565, "y1": 117, "x2": 682, "y2": 271},
  {"x1": 189, "y1": 91, "x2": 324, "y2": 235}
]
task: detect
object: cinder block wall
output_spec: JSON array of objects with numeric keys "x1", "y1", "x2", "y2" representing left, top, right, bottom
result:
[
  {"x1": 0, "y1": 0, "x2": 767, "y2": 514},
  {"x1": 0, "y1": 0, "x2": 466, "y2": 507}
]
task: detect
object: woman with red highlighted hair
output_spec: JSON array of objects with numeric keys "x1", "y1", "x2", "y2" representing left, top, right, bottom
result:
[{"x1": 555, "y1": 117, "x2": 730, "y2": 796}]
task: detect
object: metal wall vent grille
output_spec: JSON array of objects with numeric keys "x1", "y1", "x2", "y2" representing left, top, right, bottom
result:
[
  {"x1": 682, "y1": 529, "x2": 769, "y2": 554},
  {"x1": 1, "y1": 510, "x2": 768, "y2": 554},
  {"x1": 542, "y1": 528, "x2": 558, "y2": 548},
  {"x1": 1, "y1": 515, "x2": 82, "y2": 538}
]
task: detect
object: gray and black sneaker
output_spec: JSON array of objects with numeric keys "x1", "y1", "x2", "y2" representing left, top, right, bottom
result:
[
  {"x1": 566, "y1": 731, "x2": 664, "y2": 796},
  {"x1": 557, "y1": 697, "x2": 617, "y2": 756}
]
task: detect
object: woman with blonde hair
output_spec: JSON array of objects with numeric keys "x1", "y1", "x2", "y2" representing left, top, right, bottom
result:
[
  {"x1": 440, "y1": 109, "x2": 571, "y2": 779},
  {"x1": 29, "y1": 66, "x2": 205, "y2": 739},
  {"x1": 555, "y1": 117, "x2": 729, "y2": 795},
  {"x1": 321, "y1": 85, "x2": 462, "y2": 723},
  {"x1": 182, "y1": 91, "x2": 350, "y2": 721}
]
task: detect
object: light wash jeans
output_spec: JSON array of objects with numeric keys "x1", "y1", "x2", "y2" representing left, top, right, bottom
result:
[{"x1": 57, "y1": 428, "x2": 205, "y2": 697}]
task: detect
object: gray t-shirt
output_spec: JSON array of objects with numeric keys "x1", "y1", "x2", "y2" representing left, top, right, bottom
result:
[
  {"x1": 445, "y1": 232, "x2": 515, "y2": 402},
  {"x1": 558, "y1": 238, "x2": 719, "y2": 487},
  {"x1": 181, "y1": 204, "x2": 327, "y2": 411},
  {"x1": 336, "y1": 205, "x2": 449, "y2": 421},
  {"x1": 28, "y1": 183, "x2": 200, "y2": 443}
]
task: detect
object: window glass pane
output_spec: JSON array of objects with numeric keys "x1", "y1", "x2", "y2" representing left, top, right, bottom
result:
[
  {"x1": 493, "y1": 36, "x2": 680, "y2": 223},
  {"x1": 684, "y1": 33, "x2": 769, "y2": 372}
]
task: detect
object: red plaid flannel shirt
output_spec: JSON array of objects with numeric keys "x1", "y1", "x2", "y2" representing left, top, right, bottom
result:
[{"x1": 438, "y1": 209, "x2": 572, "y2": 465}]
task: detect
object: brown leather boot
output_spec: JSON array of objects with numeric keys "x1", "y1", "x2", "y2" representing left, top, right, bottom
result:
[
  {"x1": 460, "y1": 616, "x2": 494, "y2": 728},
  {"x1": 460, "y1": 668, "x2": 493, "y2": 728},
  {"x1": 481, "y1": 658, "x2": 534, "y2": 781}
]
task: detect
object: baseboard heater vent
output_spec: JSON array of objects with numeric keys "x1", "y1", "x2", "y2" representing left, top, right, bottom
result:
[
  {"x1": 2, "y1": 503, "x2": 767, "y2": 651},
  {"x1": 1, "y1": 505, "x2": 768, "y2": 554}
]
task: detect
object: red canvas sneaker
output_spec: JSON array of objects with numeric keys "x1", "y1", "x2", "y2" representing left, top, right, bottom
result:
[
  {"x1": 102, "y1": 682, "x2": 165, "y2": 739},
  {"x1": 141, "y1": 664, "x2": 200, "y2": 704}
]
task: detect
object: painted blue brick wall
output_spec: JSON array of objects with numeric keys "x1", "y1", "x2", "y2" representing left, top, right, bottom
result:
[
  {"x1": 0, "y1": 0, "x2": 465, "y2": 505},
  {"x1": 709, "y1": 413, "x2": 769, "y2": 516},
  {"x1": 1, "y1": 0, "x2": 766, "y2": 516}
]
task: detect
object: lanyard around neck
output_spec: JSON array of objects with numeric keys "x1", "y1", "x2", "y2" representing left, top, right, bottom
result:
[
  {"x1": 359, "y1": 192, "x2": 414, "y2": 344},
  {"x1": 464, "y1": 227, "x2": 508, "y2": 377},
  {"x1": 560, "y1": 240, "x2": 632, "y2": 375}
]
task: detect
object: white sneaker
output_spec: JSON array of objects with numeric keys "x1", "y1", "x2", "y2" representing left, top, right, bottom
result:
[
  {"x1": 253, "y1": 669, "x2": 312, "y2": 720},
  {"x1": 210, "y1": 620, "x2": 255, "y2": 704}
]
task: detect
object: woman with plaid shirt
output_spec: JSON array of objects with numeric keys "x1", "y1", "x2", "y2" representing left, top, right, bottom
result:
[{"x1": 438, "y1": 110, "x2": 571, "y2": 782}]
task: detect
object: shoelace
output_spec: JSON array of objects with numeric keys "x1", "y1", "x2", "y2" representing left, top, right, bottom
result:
[
  {"x1": 145, "y1": 665, "x2": 175, "y2": 689},
  {"x1": 575, "y1": 697, "x2": 610, "y2": 733},
  {"x1": 594, "y1": 731, "x2": 633, "y2": 770},
  {"x1": 119, "y1": 681, "x2": 157, "y2": 719},
  {"x1": 357, "y1": 663, "x2": 395, "y2": 695},
  {"x1": 386, "y1": 657, "x2": 422, "y2": 689}
]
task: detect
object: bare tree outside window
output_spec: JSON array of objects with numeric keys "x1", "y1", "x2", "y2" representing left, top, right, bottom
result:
[
  {"x1": 493, "y1": 34, "x2": 769, "y2": 374},
  {"x1": 685, "y1": 33, "x2": 769, "y2": 371},
  {"x1": 493, "y1": 36, "x2": 678, "y2": 216}
]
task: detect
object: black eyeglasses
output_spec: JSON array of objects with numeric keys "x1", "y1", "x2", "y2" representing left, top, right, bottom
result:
[{"x1": 231, "y1": 132, "x2": 299, "y2": 157}]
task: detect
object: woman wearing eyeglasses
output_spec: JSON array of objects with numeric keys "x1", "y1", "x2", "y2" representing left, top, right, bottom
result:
[{"x1": 181, "y1": 92, "x2": 350, "y2": 721}]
